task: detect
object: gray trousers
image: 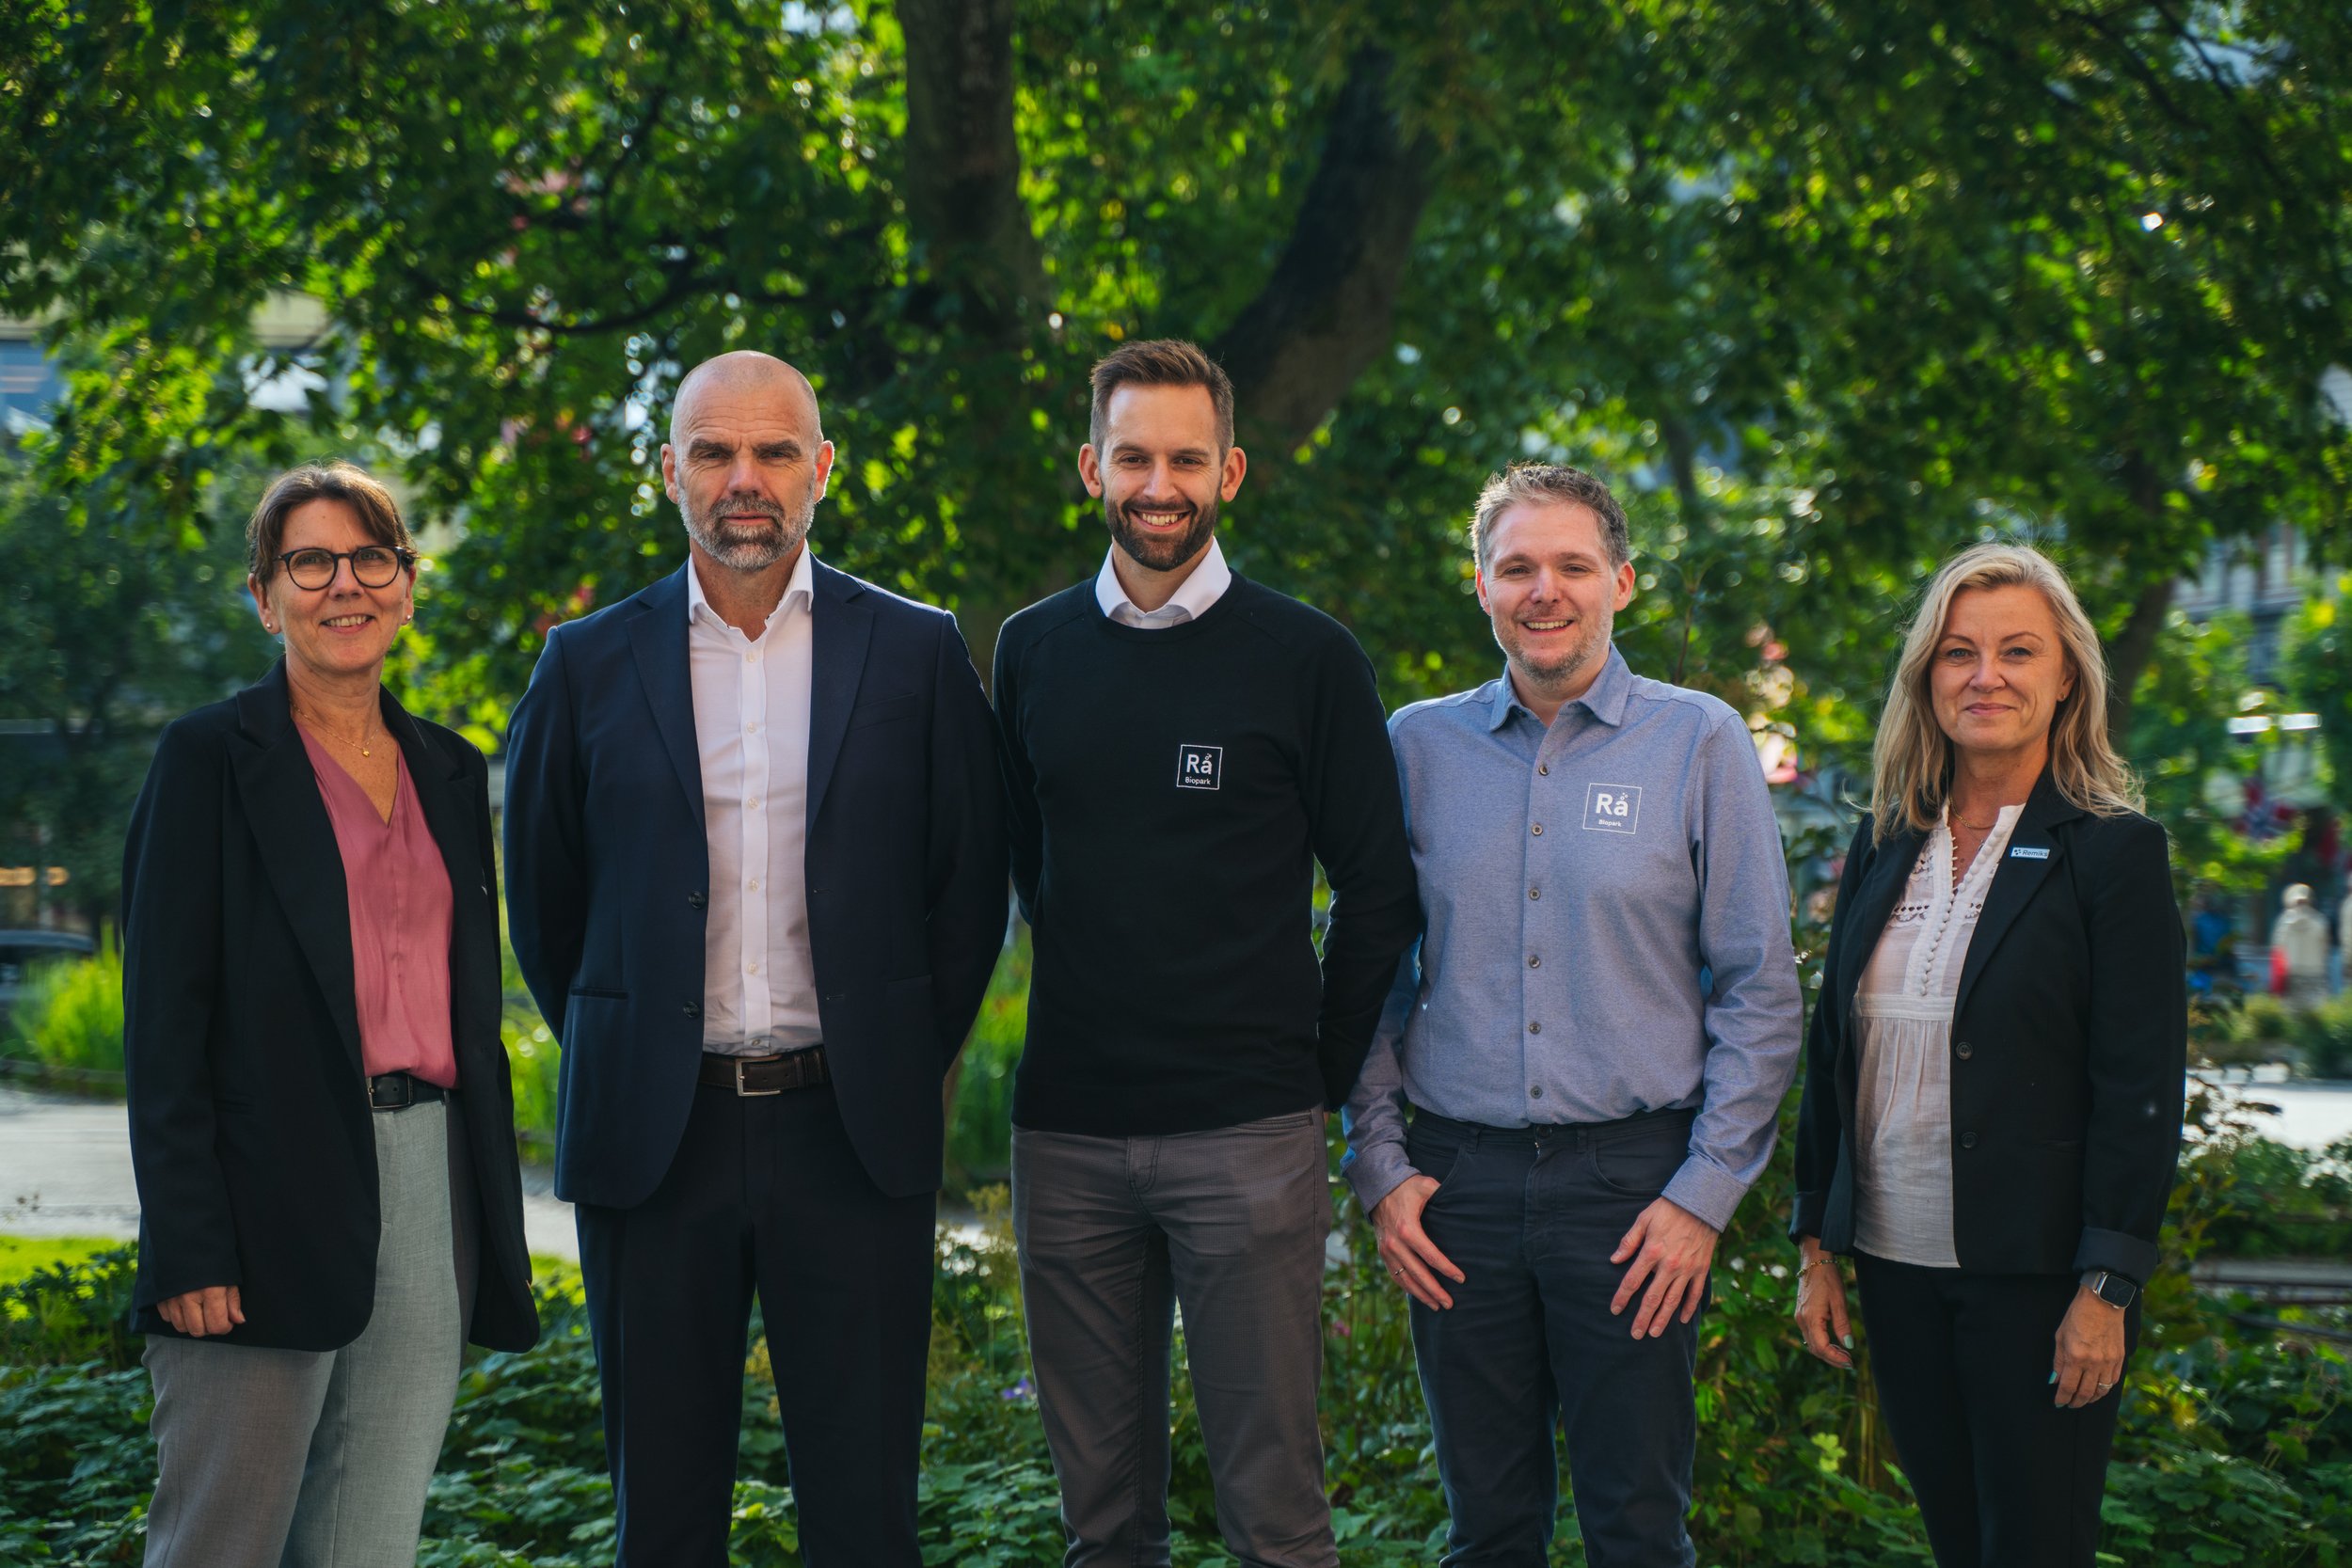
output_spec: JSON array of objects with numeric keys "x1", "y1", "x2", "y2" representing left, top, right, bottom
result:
[
  {"x1": 143, "y1": 1098, "x2": 479, "y2": 1568},
  {"x1": 1012, "y1": 1111, "x2": 1337, "y2": 1568}
]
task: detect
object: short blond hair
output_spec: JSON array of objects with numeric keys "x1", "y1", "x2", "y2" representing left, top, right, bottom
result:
[
  {"x1": 1869, "y1": 543, "x2": 2141, "y2": 842},
  {"x1": 1467, "y1": 463, "x2": 1630, "y2": 569}
]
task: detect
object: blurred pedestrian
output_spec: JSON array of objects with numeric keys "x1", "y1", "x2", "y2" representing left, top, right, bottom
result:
[
  {"x1": 2272, "y1": 883, "x2": 2328, "y2": 1011},
  {"x1": 1788, "y1": 543, "x2": 2185, "y2": 1568},
  {"x1": 123, "y1": 464, "x2": 538, "y2": 1568}
]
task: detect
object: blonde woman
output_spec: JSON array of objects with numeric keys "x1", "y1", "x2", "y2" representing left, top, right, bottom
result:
[{"x1": 1788, "y1": 544, "x2": 2185, "y2": 1567}]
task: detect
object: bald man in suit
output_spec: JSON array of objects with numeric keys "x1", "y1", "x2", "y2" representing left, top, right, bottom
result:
[{"x1": 505, "y1": 352, "x2": 1007, "y2": 1565}]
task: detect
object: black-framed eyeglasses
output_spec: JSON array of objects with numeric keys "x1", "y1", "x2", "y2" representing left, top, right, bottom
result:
[{"x1": 277, "y1": 546, "x2": 417, "y2": 591}]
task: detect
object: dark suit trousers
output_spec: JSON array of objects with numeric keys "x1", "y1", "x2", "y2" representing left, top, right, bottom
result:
[
  {"x1": 575, "y1": 1078, "x2": 936, "y2": 1568},
  {"x1": 1854, "y1": 1252, "x2": 2138, "y2": 1568}
]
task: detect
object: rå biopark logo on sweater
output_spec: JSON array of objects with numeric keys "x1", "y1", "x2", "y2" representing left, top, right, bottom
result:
[{"x1": 1176, "y1": 743, "x2": 1224, "y2": 790}]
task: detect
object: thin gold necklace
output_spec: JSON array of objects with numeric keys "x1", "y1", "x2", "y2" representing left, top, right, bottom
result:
[{"x1": 294, "y1": 705, "x2": 380, "y2": 760}]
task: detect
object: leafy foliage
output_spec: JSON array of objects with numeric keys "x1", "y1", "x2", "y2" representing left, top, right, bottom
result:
[{"x1": 4, "y1": 931, "x2": 125, "y2": 1076}]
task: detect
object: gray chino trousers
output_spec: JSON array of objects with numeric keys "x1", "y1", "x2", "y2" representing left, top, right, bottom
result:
[
  {"x1": 142, "y1": 1097, "x2": 479, "y2": 1568},
  {"x1": 1012, "y1": 1110, "x2": 1337, "y2": 1568}
]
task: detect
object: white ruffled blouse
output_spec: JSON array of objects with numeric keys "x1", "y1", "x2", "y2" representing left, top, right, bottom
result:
[{"x1": 1850, "y1": 802, "x2": 2022, "y2": 1268}]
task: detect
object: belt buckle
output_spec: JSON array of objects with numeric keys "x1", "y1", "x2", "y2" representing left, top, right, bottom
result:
[{"x1": 734, "y1": 1057, "x2": 782, "y2": 1098}]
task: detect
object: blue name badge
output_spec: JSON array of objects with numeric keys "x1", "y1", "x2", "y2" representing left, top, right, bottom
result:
[{"x1": 2010, "y1": 846, "x2": 2051, "y2": 861}]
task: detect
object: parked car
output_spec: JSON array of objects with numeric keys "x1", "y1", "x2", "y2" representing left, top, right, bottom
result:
[{"x1": 0, "y1": 928, "x2": 97, "y2": 1032}]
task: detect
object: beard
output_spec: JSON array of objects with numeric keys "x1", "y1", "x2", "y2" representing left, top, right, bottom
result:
[
  {"x1": 1497, "y1": 613, "x2": 1608, "y2": 694},
  {"x1": 681, "y1": 481, "x2": 815, "y2": 572},
  {"x1": 1105, "y1": 490, "x2": 1218, "y2": 574}
]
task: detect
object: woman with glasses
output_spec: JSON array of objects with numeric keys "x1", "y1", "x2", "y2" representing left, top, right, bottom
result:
[
  {"x1": 1787, "y1": 544, "x2": 2185, "y2": 1567},
  {"x1": 121, "y1": 463, "x2": 536, "y2": 1567}
]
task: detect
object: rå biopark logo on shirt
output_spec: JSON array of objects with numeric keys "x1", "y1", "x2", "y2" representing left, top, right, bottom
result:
[
  {"x1": 1176, "y1": 743, "x2": 1224, "y2": 790},
  {"x1": 1582, "y1": 783, "x2": 1642, "y2": 834}
]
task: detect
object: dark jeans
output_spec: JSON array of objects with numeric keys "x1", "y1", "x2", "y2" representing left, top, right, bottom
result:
[
  {"x1": 575, "y1": 1080, "x2": 937, "y2": 1568},
  {"x1": 1853, "y1": 1251, "x2": 2138, "y2": 1568},
  {"x1": 1406, "y1": 1107, "x2": 1702, "y2": 1568}
]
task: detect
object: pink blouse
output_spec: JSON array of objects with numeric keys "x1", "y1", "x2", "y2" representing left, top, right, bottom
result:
[{"x1": 299, "y1": 729, "x2": 458, "y2": 1088}]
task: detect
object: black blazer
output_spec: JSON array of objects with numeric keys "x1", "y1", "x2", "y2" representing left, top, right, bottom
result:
[
  {"x1": 1789, "y1": 769, "x2": 2186, "y2": 1284},
  {"x1": 501, "y1": 557, "x2": 1008, "y2": 1210},
  {"x1": 120, "y1": 662, "x2": 538, "y2": 1353}
]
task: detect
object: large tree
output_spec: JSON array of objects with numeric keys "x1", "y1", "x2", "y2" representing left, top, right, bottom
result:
[{"x1": 3, "y1": 0, "x2": 2346, "y2": 753}]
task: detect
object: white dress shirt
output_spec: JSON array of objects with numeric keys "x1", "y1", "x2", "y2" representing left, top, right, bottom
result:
[
  {"x1": 1093, "y1": 536, "x2": 1232, "y2": 628},
  {"x1": 1851, "y1": 802, "x2": 2023, "y2": 1267},
  {"x1": 686, "y1": 548, "x2": 822, "y2": 1054}
]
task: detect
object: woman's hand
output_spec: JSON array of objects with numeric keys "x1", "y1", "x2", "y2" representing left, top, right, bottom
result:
[
  {"x1": 1792, "y1": 1237, "x2": 1853, "y2": 1370},
  {"x1": 157, "y1": 1285, "x2": 245, "y2": 1338},
  {"x1": 2051, "y1": 1286, "x2": 2126, "y2": 1408}
]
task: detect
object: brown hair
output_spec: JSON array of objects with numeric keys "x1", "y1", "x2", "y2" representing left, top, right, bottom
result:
[
  {"x1": 1468, "y1": 463, "x2": 1632, "y2": 569},
  {"x1": 1869, "y1": 543, "x2": 2141, "y2": 842},
  {"x1": 246, "y1": 464, "x2": 414, "y2": 585},
  {"x1": 1089, "y1": 339, "x2": 1235, "y2": 451}
]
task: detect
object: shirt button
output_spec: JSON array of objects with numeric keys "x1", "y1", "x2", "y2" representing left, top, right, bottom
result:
[
  {"x1": 1529, "y1": 887, "x2": 1540, "y2": 900},
  {"x1": 746, "y1": 797, "x2": 759, "y2": 811},
  {"x1": 1529, "y1": 1085, "x2": 1544, "y2": 1099},
  {"x1": 747, "y1": 962, "x2": 759, "y2": 974},
  {"x1": 1956, "y1": 1040, "x2": 1974, "y2": 1059},
  {"x1": 1528, "y1": 955, "x2": 1540, "y2": 969},
  {"x1": 1532, "y1": 823, "x2": 1544, "y2": 836},
  {"x1": 747, "y1": 879, "x2": 760, "y2": 892},
  {"x1": 1528, "y1": 1022, "x2": 1541, "y2": 1035},
  {"x1": 1960, "y1": 1131, "x2": 1979, "y2": 1150},
  {"x1": 747, "y1": 652, "x2": 759, "y2": 664},
  {"x1": 1538, "y1": 763, "x2": 1549, "y2": 776},
  {"x1": 683, "y1": 1002, "x2": 702, "y2": 1020},
  {"x1": 747, "y1": 723, "x2": 760, "y2": 735},
  {"x1": 688, "y1": 892, "x2": 707, "y2": 910}
]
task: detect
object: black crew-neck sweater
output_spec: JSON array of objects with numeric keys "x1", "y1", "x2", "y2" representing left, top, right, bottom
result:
[{"x1": 992, "y1": 573, "x2": 1420, "y2": 1135}]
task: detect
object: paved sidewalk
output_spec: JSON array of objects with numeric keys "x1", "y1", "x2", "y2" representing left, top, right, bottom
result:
[
  {"x1": 5, "y1": 1077, "x2": 2345, "y2": 1267},
  {"x1": 0, "y1": 1084, "x2": 581, "y2": 1259}
]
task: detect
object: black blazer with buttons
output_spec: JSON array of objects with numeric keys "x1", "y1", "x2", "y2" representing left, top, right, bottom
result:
[
  {"x1": 1788, "y1": 768, "x2": 2186, "y2": 1284},
  {"x1": 501, "y1": 557, "x2": 1008, "y2": 1211},
  {"x1": 120, "y1": 661, "x2": 539, "y2": 1353}
]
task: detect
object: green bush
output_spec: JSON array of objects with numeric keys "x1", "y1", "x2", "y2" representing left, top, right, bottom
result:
[
  {"x1": 6, "y1": 934, "x2": 124, "y2": 1076},
  {"x1": 945, "y1": 931, "x2": 1027, "y2": 1188},
  {"x1": 2294, "y1": 996, "x2": 2352, "y2": 1081},
  {"x1": 503, "y1": 1013, "x2": 561, "y2": 1150}
]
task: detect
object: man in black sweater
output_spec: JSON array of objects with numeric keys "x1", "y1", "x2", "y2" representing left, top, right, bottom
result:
[{"x1": 993, "y1": 340, "x2": 1419, "y2": 1568}]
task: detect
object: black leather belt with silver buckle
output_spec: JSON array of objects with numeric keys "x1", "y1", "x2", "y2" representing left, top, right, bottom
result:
[
  {"x1": 698, "y1": 1047, "x2": 830, "y2": 1097},
  {"x1": 368, "y1": 1071, "x2": 447, "y2": 1111}
]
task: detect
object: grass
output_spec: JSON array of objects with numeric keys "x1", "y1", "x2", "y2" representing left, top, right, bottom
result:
[{"x1": 0, "y1": 1234, "x2": 120, "y2": 1286}]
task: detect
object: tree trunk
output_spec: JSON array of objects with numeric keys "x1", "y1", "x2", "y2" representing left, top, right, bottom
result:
[
  {"x1": 1214, "y1": 46, "x2": 1438, "y2": 450},
  {"x1": 2106, "y1": 448, "x2": 2177, "y2": 748},
  {"x1": 899, "y1": 0, "x2": 1045, "y2": 341},
  {"x1": 2105, "y1": 575, "x2": 2173, "y2": 748}
]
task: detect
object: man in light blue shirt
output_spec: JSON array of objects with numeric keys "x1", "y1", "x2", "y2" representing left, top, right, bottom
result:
[{"x1": 1343, "y1": 462, "x2": 1802, "y2": 1567}]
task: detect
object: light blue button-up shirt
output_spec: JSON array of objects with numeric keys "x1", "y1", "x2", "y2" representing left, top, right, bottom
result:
[{"x1": 1342, "y1": 647, "x2": 1803, "y2": 1231}]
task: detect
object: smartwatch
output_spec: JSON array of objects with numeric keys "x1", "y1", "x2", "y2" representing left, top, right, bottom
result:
[{"x1": 2080, "y1": 1269, "x2": 2138, "y2": 1310}]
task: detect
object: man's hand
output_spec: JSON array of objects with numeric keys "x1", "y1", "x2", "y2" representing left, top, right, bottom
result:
[
  {"x1": 1371, "y1": 1175, "x2": 1466, "y2": 1310},
  {"x1": 2051, "y1": 1286, "x2": 2127, "y2": 1409},
  {"x1": 157, "y1": 1285, "x2": 245, "y2": 1338},
  {"x1": 1609, "y1": 1197, "x2": 1718, "y2": 1338}
]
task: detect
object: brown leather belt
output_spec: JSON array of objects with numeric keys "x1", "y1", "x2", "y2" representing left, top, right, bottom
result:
[{"x1": 697, "y1": 1047, "x2": 830, "y2": 1097}]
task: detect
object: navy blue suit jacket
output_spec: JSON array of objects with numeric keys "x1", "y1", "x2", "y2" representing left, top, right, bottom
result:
[{"x1": 503, "y1": 556, "x2": 1008, "y2": 1209}]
